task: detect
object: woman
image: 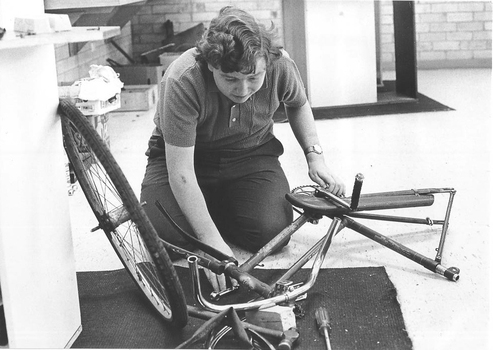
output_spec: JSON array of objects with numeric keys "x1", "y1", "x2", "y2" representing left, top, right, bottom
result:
[{"x1": 140, "y1": 6, "x2": 345, "y2": 292}]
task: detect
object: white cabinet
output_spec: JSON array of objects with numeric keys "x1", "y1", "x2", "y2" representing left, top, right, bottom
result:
[
  {"x1": 0, "y1": 1, "x2": 120, "y2": 347},
  {"x1": 284, "y1": 0, "x2": 378, "y2": 108}
]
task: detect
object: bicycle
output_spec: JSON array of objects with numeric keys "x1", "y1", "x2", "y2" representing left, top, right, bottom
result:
[
  {"x1": 58, "y1": 99, "x2": 189, "y2": 328},
  {"x1": 157, "y1": 179, "x2": 459, "y2": 314},
  {"x1": 156, "y1": 171, "x2": 460, "y2": 348},
  {"x1": 59, "y1": 98, "x2": 460, "y2": 336}
]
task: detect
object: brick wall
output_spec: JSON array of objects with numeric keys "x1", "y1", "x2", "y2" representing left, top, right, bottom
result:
[
  {"x1": 130, "y1": 0, "x2": 283, "y2": 60},
  {"x1": 55, "y1": 0, "x2": 491, "y2": 84},
  {"x1": 130, "y1": 0, "x2": 491, "y2": 70},
  {"x1": 379, "y1": 0, "x2": 492, "y2": 69},
  {"x1": 55, "y1": 21, "x2": 133, "y2": 84}
]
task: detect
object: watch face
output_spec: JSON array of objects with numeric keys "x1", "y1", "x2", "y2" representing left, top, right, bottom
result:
[{"x1": 313, "y1": 145, "x2": 323, "y2": 154}]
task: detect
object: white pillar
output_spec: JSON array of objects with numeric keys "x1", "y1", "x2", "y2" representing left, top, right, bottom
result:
[{"x1": 0, "y1": 0, "x2": 82, "y2": 347}]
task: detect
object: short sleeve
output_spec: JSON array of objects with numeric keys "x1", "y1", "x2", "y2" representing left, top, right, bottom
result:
[
  {"x1": 160, "y1": 75, "x2": 201, "y2": 147},
  {"x1": 275, "y1": 53, "x2": 308, "y2": 108}
]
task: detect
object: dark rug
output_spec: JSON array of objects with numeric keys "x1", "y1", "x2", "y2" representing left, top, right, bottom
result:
[
  {"x1": 72, "y1": 266, "x2": 412, "y2": 349},
  {"x1": 274, "y1": 80, "x2": 453, "y2": 122}
]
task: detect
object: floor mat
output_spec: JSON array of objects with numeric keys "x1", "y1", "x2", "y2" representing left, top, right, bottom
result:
[
  {"x1": 274, "y1": 81, "x2": 453, "y2": 122},
  {"x1": 72, "y1": 266, "x2": 412, "y2": 349}
]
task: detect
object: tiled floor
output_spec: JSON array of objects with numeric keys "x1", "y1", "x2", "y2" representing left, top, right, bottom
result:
[{"x1": 68, "y1": 68, "x2": 491, "y2": 350}]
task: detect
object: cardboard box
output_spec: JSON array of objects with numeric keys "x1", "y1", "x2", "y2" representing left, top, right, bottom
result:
[
  {"x1": 58, "y1": 84, "x2": 80, "y2": 99},
  {"x1": 119, "y1": 85, "x2": 158, "y2": 111},
  {"x1": 113, "y1": 64, "x2": 165, "y2": 86}
]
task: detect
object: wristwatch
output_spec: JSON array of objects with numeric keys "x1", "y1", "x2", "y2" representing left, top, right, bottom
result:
[{"x1": 304, "y1": 144, "x2": 323, "y2": 155}]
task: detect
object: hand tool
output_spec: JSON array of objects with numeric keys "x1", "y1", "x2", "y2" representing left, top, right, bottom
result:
[
  {"x1": 315, "y1": 306, "x2": 332, "y2": 350},
  {"x1": 277, "y1": 327, "x2": 299, "y2": 350}
]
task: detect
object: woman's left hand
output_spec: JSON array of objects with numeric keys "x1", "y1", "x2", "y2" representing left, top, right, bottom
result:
[{"x1": 307, "y1": 155, "x2": 346, "y2": 197}]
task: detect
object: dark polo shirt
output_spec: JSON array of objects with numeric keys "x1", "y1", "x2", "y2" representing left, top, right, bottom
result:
[{"x1": 150, "y1": 48, "x2": 307, "y2": 153}]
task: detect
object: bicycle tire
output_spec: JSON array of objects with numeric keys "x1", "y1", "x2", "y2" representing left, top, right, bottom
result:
[{"x1": 59, "y1": 99, "x2": 188, "y2": 328}]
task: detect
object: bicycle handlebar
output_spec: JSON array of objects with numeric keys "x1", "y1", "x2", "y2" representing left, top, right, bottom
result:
[{"x1": 187, "y1": 218, "x2": 343, "y2": 312}]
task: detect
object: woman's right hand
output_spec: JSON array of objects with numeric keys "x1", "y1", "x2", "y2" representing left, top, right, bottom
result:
[
  {"x1": 165, "y1": 143, "x2": 239, "y2": 292},
  {"x1": 202, "y1": 238, "x2": 239, "y2": 292}
]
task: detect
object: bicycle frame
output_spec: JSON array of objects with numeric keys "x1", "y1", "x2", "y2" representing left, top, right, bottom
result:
[{"x1": 156, "y1": 181, "x2": 460, "y2": 313}]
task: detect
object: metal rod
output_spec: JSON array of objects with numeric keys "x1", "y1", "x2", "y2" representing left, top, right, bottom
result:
[
  {"x1": 360, "y1": 188, "x2": 455, "y2": 197},
  {"x1": 223, "y1": 263, "x2": 274, "y2": 298},
  {"x1": 342, "y1": 216, "x2": 459, "y2": 281},
  {"x1": 435, "y1": 189, "x2": 456, "y2": 262},
  {"x1": 347, "y1": 212, "x2": 444, "y2": 225},
  {"x1": 109, "y1": 39, "x2": 135, "y2": 64},
  {"x1": 239, "y1": 214, "x2": 310, "y2": 273},
  {"x1": 270, "y1": 220, "x2": 346, "y2": 288},
  {"x1": 187, "y1": 305, "x2": 283, "y2": 339},
  {"x1": 316, "y1": 187, "x2": 351, "y2": 209},
  {"x1": 190, "y1": 255, "x2": 284, "y2": 312},
  {"x1": 271, "y1": 236, "x2": 325, "y2": 288}
]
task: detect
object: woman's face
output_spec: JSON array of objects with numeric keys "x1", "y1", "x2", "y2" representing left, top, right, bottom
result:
[{"x1": 208, "y1": 57, "x2": 266, "y2": 104}]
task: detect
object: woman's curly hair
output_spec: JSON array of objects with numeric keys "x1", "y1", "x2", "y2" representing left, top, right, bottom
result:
[{"x1": 195, "y1": 6, "x2": 282, "y2": 74}]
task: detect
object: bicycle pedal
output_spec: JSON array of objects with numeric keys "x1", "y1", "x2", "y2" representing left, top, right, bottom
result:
[
  {"x1": 293, "y1": 303, "x2": 305, "y2": 318},
  {"x1": 210, "y1": 285, "x2": 239, "y2": 301}
]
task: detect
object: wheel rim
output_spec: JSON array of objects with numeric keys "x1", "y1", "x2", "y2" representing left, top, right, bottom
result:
[{"x1": 64, "y1": 118, "x2": 173, "y2": 320}]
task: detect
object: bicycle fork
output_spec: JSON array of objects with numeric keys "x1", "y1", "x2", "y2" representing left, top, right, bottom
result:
[{"x1": 341, "y1": 216, "x2": 460, "y2": 281}]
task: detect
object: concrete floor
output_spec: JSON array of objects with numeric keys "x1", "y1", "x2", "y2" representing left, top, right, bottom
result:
[{"x1": 69, "y1": 68, "x2": 491, "y2": 350}]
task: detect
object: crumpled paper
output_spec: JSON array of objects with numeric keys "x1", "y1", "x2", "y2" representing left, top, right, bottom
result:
[{"x1": 75, "y1": 65, "x2": 124, "y2": 101}]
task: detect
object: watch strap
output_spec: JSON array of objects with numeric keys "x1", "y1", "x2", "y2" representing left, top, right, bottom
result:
[{"x1": 304, "y1": 145, "x2": 323, "y2": 155}]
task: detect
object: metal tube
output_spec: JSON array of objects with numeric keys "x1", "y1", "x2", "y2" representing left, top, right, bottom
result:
[
  {"x1": 342, "y1": 216, "x2": 459, "y2": 281},
  {"x1": 223, "y1": 263, "x2": 273, "y2": 298},
  {"x1": 189, "y1": 255, "x2": 286, "y2": 312},
  {"x1": 271, "y1": 236, "x2": 325, "y2": 288},
  {"x1": 272, "y1": 218, "x2": 346, "y2": 287},
  {"x1": 435, "y1": 189, "x2": 456, "y2": 263},
  {"x1": 239, "y1": 214, "x2": 310, "y2": 273},
  {"x1": 343, "y1": 216, "x2": 438, "y2": 269},
  {"x1": 360, "y1": 188, "x2": 455, "y2": 197},
  {"x1": 301, "y1": 218, "x2": 341, "y2": 287},
  {"x1": 316, "y1": 187, "x2": 351, "y2": 209},
  {"x1": 187, "y1": 305, "x2": 283, "y2": 339},
  {"x1": 347, "y1": 212, "x2": 444, "y2": 225}
]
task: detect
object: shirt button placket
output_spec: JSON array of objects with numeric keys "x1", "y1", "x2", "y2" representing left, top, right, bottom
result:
[{"x1": 230, "y1": 104, "x2": 239, "y2": 127}]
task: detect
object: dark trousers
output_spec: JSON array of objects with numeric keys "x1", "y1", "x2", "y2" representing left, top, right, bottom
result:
[{"x1": 140, "y1": 137, "x2": 293, "y2": 256}]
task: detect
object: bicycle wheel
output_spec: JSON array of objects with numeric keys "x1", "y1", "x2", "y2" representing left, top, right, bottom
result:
[{"x1": 59, "y1": 99, "x2": 188, "y2": 328}]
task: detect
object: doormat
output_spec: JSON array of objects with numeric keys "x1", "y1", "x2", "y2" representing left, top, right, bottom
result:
[
  {"x1": 72, "y1": 266, "x2": 412, "y2": 349},
  {"x1": 274, "y1": 80, "x2": 453, "y2": 122}
]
